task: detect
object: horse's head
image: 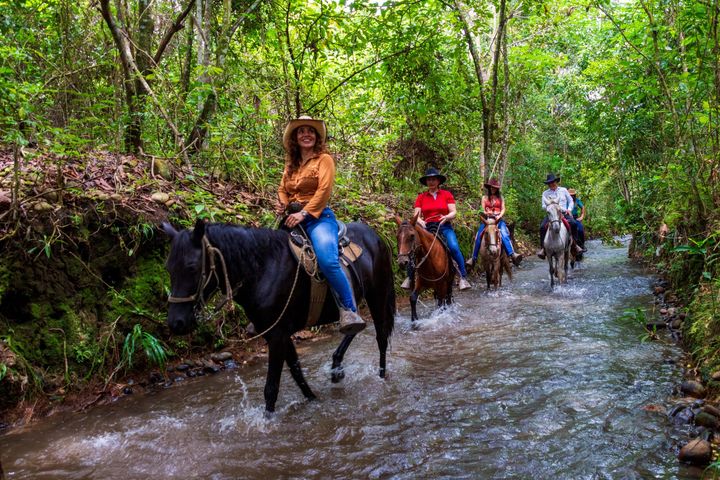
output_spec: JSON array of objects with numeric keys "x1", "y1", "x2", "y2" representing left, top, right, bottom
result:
[
  {"x1": 162, "y1": 219, "x2": 215, "y2": 335},
  {"x1": 546, "y1": 199, "x2": 562, "y2": 233},
  {"x1": 395, "y1": 216, "x2": 416, "y2": 268},
  {"x1": 485, "y1": 221, "x2": 499, "y2": 255}
]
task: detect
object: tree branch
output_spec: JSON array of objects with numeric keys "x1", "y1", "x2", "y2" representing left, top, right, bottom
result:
[{"x1": 153, "y1": 0, "x2": 197, "y2": 65}]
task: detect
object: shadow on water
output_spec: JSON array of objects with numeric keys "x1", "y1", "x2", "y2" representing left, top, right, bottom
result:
[{"x1": 0, "y1": 238, "x2": 701, "y2": 479}]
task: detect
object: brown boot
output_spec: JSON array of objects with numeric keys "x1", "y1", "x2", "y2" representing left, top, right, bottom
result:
[
  {"x1": 536, "y1": 248, "x2": 546, "y2": 259},
  {"x1": 511, "y1": 253, "x2": 523, "y2": 266},
  {"x1": 458, "y1": 278, "x2": 471, "y2": 290},
  {"x1": 339, "y1": 309, "x2": 366, "y2": 335}
]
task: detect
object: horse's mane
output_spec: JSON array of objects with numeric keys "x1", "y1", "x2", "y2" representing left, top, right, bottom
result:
[{"x1": 171, "y1": 223, "x2": 290, "y2": 281}]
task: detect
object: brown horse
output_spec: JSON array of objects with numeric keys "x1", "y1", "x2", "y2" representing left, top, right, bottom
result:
[
  {"x1": 395, "y1": 215, "x2": 455, "y2": 322},
  {"x1": 479, "y1": 218, "x2": 512, "y2": 290}
]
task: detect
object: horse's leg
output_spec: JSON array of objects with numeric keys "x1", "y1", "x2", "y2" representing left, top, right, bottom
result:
[
  {"x1": 410, "y1": 288, "x2": 420, "y2": 322},
  {"x1": 548, "y1": 257, "x2": 555, "y2": 289},
  {"x1": 330, "y1": 334, "x2": 356, "y2": 383},
  {"x1": 263, "y1": 336, "x2": 287, "y2": 413},
  {"x1": 285, "y1": 337, "x2": 317, "y2": 401}
]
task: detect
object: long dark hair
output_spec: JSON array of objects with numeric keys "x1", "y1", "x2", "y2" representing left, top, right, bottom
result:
[
  {"x1": 284, "y1": 126, "x2": 330, "y2": 175},
  {"x1": 485, "y1": 185, "x2": 502, "y2": 198}
]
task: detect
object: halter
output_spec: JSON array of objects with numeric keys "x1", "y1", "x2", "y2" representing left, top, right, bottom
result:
[{"x1": 167, "y1": 235, "x2": 235, "y2": 311}]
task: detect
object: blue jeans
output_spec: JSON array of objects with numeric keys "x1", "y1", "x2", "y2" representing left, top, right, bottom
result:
[
  {"x1": 426, "y1": 222, "x2": 467, "y2": 278},
  {"x1": 303, "y1": 208, "x2": 355, "y2": 311},
  {"x1": 471, "y1": 219, "x2": 515, "y2": 261},
  {"x1": 575, "y1": 219, "x2": 585, "y2": 246}
]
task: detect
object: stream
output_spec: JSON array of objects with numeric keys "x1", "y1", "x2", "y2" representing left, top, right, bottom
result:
[{"x1": 0, "y1": 238, "x2": 697, "y2": 479}]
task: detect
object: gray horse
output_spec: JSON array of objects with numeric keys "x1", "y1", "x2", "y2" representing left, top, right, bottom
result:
[{"x1": 543, "y1": 199, "x2": 571, "y2": 288}]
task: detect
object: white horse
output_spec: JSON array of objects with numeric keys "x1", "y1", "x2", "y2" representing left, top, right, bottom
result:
[{"x1": 543, "y1": 199, "x2": 571, "y2": 288}]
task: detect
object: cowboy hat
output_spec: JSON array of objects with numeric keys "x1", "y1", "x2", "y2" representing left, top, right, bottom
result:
[
  {"x1": 484, "y1": 178, "x2": 501, "y2": 190},
  {"x1": 568, "y1": 188, "x2": 577, "y2": 196},
  {"x1": 419, "y1": 167, "x2": 446, "y2": 185},
  {"x1": 544, "y1": 173, "x2": 560, "y2": 184},
  {"x1": 283, "y1": 115, "x2": 327, "y2": 150}
]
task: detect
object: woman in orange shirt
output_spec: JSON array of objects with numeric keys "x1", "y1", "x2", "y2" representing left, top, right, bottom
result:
[{"x1": 277, "y1": 116, "x2": 365, "y2": 335}]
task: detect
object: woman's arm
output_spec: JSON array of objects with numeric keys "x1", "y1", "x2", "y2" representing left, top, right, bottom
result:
[
  {"x1": 578, "y1": 205, "x2": 586, "y2": 221},
  {"x1": 302, "y1": 154, "x2": 335, "y2": 218},
  {"x1": 496, "y1": 198, "x2": 506, "y2": 221},
  {"x1": 413, "y1": 207, "x2": 426, "y2": 228},
  {"x1": 440, "y1": 203, "x2": 457, "y2": 224}
]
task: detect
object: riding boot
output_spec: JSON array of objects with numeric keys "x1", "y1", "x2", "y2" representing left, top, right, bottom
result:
[
  {"x1": 537, "y1": 248, "x2": 546, "y2": 259},
  {"x1": 574, "y1": 243, "x2": 583, "y2": 255},
  {"x1": 401, "y1": 277, "x2": 412, "y2": 290},
  {"x1": 511, "y1": 253, "x2": 523, "y2": 266},
  {"x1": 339, "y1": 309, "x2": 366, "y2": 335},
  {"x1": 458, "y1": 277, "x2": 471, "y2": 290}
]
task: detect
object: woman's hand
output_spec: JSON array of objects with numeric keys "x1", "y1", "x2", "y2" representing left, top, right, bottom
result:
[
  {"x1": 275, "y1": 202, "x2": 287, "y2": 215},
  {"x1": 284, "y1": 212, "x2": 305, "y2": 228},
  {"x1": 417, "y1": 218, "x2": 426, "y2": 228}
]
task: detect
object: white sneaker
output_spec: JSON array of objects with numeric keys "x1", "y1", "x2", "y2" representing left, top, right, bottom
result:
[
  {"x1": 458, "y1": 278, "x2": 471, "y2": 290},
  {"x1": 401, "y1": 277, "x2": 412, "y2": 290}
]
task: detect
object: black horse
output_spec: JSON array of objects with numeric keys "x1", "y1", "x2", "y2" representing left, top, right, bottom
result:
[{"x1": 162, "y1": 219, "x2": 395, "y2": 413}]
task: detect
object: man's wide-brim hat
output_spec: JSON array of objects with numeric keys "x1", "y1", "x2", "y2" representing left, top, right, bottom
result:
[
  {"x1": 568, "y1": 188, "x2": 577, "y2": 196},
  {"x1": 419, "y1": 167, "x2": 446, "y2": 186},
  {"x1": 283, "y1": 115, "x2": 327, "y2": 150},
  {"x1": 544, "y1": 173, "x2": 560, "y2": 184},
  {"x1": 484, "y1": 178, "x2": 501, "y2": 190}
]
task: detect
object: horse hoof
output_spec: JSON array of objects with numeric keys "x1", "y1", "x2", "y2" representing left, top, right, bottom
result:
[
  {"x1": 263, "y1": 409, "x2": 275, "y2": 419},
  {"x1": 307, "y1": 394, "x2": 318, "y2": 402},
  {"x1": 410, "y1": 322, "x2": 420, "y2": 331},
  {"x1": 379, "y1": 368, "x2": 386, "y2": 379},
  {"x1": 331, "y1": 367, "x2": 345, "y2": 383}
]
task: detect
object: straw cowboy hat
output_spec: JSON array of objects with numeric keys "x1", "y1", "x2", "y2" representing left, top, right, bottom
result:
[
  {"x1": 544, "y1": 173, "x2": 560, "y2": 184},
  {"x1": 283, "y1": 115, "x2": 327, "y2": 150},
  {"x1": 484, "y1": 178, "x2": 501, "y2": 191},
  {"x1": 568, "y1": 188, "x2": 577, "y2": 196},
  {"x1": 419, "y1": 167, "x2": 447, "y2": 185}
]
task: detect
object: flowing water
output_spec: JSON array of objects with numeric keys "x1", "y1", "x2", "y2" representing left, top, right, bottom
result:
[{"x1": 1, "y1": 238, "x2": 698, "y2": 479}]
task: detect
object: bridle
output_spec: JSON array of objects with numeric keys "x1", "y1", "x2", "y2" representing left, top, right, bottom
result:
[
  {"x1": 398, "y1": 222, "x2": 448, "y2": 282},
  {"x1": 167, "y1": 235, "x2": 235, "y2": 311}
]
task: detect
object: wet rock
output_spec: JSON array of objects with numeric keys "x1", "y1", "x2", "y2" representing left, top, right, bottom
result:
[
  {"x1": 122, "y1": 386, "x2": 133, "y2": 395},
  {"x1": 175, "y1": 363, "x2": 190, "y2": 372},
  {"x1": 186, "y1": 369, "x2": 197, "y2": 378},
  {"x1": 203, "y1": 364, "x2": 221, "y2": 374},
  {"x1": 210, "y1": 352, "x2": 233, "y2": 362},
  {"x1": 173, "y1": 376, "x2": 185, "y2": 382},
  {"x1": 646, "y1": 321, "x2": 666, "y2": 330},
  {"x1": 669, "y1": 403, "x2": 696, "y2": 425},
  {"x1": 680, "y1": 381, "x2": 706, "y2": 399},
  {"x1": 654, "y1": 286, "x2": 666, "y2": 294},
  {"x1": 224, "y1": 360, "x2": 238, "y2": 369},
  {"x1": 678, "y1": 438, "x2": 712, "y2": 466},
  {"x1": 127, "y1": 378, "x2": 135, "y2": 386},
  {"x1": 670, "y1": 318, "x2": 683, "y2": 329},
  {"x1": 694, "y1": 412, "x2": 720, "y2": 430},
  {"x1": 149, "y1": 372, "x2": 164, "y2": 384},
  {"x1": 702, "y1": 404, "x2": 720, "y2": 418}
]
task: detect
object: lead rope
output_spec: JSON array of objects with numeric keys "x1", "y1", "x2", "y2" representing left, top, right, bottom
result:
[{"x1": 238, "y1": 248, "x2": 305, "y2": 343}]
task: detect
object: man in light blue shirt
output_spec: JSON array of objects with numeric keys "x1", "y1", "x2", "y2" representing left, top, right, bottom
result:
[{"x1": 537, "y1": 173, "x2": 581, "y2": 258}]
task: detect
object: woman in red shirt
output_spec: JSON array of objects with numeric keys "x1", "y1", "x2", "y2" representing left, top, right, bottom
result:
[
  {"x1": 404, "y1": 168, "x2": 471, "y2": 291},
  {"x1": 466, "y1": 178, "x2": 522, "y2": 267}
]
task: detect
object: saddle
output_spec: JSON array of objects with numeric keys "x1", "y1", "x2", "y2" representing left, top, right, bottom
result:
[{"x1": 286, "y1": 220, "x2": 363, "y2": 328}]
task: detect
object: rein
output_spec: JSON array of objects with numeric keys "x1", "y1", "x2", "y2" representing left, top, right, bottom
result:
[{"x1": 413, "y1": 226, "x2": 449, "y2": 282}]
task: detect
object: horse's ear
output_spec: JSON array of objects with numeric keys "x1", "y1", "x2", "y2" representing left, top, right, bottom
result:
[
  {"x1": 410, "y1": 211, "x2": 420, "y2": 226},
  {"x1": 161, "y1": 222, "x2": 178, "y2": 239},
  {"x1": 191, "y1": 218, "x2": 206, "y2": 246},
  {"x1": 394, "y1": 215, "x2": 403, "y2": 226}
]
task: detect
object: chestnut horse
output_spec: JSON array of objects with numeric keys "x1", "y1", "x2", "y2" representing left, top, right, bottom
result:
[
  {"x1": 479, "y1": 218, "x2": 512, "y2": 290},
  {"x1": 395, "y1": 215, "x2": 455, "y2": 322}
]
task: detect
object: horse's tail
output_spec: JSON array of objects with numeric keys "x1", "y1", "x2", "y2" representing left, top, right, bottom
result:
[{"x1": 378, "y1": 236, "x2": 396, "y2": 341}]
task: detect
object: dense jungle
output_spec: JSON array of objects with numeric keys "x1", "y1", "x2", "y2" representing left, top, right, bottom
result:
[{"x1": 1, "y1": 0, "x2": 719, "y2": 476}]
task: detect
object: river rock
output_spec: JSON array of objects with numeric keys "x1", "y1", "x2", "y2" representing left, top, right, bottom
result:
[
  {"x1": 678, "y1": 438, "x2": 712, "y2": 466},
  {"x1": 711, "y1": 371, "x2": 720, "y2": 382},
  {"x1": 210, "y1": 352, "x2": 233, "y2": 362},
  {"x1": 175, "y1": 363, "x2": 190, "y2": 372},
  {"x1": 703, "y1": 404, "x2": 720, "y2": 418},
  {"x1": 680, "y1": 381, "x2": 706, "y2": 399},
  {"x1": 694, "y1": 411, "x2": 720, "y2": 430},
  {"x1": 670, "y1": 318, "x2": 683, "y2": 329},
  {"x1": 654, "y1": 286, "x2": 666, "y2": 294},
  {"x1": 660, "y1": 308, "x2": 668, "y2": 315},
  {"x1": 151, "y1": 191, "x2": 169, "y2": 204}
]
